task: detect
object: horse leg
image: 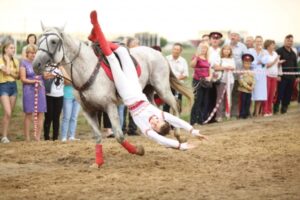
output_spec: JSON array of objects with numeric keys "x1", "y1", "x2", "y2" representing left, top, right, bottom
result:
[
  {"x1": 156, "y1": 87, "x2": 187, "y2": 143},
  {"x1": 106, "y1": 103, "x2": 144, "y2": 156},
  {"x1": 82, "y1": 111, "x2": 104, "y2": 167}
]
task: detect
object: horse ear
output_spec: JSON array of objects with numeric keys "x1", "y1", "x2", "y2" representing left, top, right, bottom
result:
[
  {"x1": 59, "y1": 23, "x2": 67, "y2": 32},
  {"x1": 41, "y1": 21, "x2": 46, "y2": 31}
]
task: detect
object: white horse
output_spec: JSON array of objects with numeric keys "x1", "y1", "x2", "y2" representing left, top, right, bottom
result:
[{"x1": 33, "y1": 25, "x2": 193, "y2": 163}]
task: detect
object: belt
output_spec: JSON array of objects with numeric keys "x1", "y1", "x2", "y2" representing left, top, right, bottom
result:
[{"x1": 128, "y1": 100, "x2": 145, "y2": 111}]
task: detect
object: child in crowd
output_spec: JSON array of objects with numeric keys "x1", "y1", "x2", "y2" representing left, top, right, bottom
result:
[
  {"x1": 215, "y1": 45, "x2": 236, "y2": 121},
  {"x1": 0, "y1": 41, "x2": 20, "y2": 143},
  {"x1": 238, "y1": 54, "x2": 255, "y2": 119}
]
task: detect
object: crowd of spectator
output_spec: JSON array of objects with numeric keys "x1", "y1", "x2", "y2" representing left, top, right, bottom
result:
[{"x1": 0, "y1": 31, "x2": 299, "y2": 144}]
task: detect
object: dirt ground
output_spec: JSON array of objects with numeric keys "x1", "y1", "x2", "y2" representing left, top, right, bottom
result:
[{"x1": 0, "y1": 107, "x2": 299, "y2": 200}]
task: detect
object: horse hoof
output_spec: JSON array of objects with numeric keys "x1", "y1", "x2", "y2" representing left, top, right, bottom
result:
[
  {"x1": 89, "y1": 163, "x2": 103, "y2": 168},
  {"x1": 136, "y1": 145, "x2": 145, "y2": 156}
]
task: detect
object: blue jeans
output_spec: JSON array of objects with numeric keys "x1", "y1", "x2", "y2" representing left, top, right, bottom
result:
[
  {"x1": 0, "y1": 81, "x2": 17, "y2": 96},
  {"x1": 61, "y1": 98, "x2": 81, "y2": 139}
]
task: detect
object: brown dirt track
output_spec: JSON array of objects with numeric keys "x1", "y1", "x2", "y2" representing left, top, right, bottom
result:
[{"x1": 0, "y1": 108, "x2": 299, "y2": 200}]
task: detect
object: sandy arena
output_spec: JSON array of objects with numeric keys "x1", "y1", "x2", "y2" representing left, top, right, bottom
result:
[{"x1": 0, "y1": 108, "x2": 299, "y2": 200}]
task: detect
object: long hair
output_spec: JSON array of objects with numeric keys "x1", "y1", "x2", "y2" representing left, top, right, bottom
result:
[
  {"x1": 220, "y1": 45, "x2": 233, "y2": 58},
  {"x1": 197, "y1": 42, "x2": 210, "y2": 60},
  {"x1": 1, "y1": 41, "x2": 17, "y2": 69},
  {"x1": 26, "y1": 33, "x2": 37, "y2": 45}
]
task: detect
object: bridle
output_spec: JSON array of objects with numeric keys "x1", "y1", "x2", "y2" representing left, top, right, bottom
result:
[
  {"x1": 37, "y1": 30, "x2": 102, "y2": 102},
  {"x1": 38, "y1": 31, "x2": 85, "y2": 88},
  {"x1": 38, "y1": 32, "x2": 63, "y2": 61}
]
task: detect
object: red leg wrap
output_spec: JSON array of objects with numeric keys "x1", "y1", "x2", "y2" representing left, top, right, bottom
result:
[
  {"x1": 90, "y1": 10, "x2": 112, "y2": 56},
  {"x1": 95, "y1": 144, "x2": 104, "y2": 166},
  {"x1": 121, "y1": 140, "x2": 137, "y2": 154}
]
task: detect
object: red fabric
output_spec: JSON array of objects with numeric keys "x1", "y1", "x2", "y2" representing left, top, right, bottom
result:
[
  {"x1": 121, "y1": 140, "x2": 137, "y2": 154},
  {"x1": 263, "y1": 77, "x2": 278, "y2": 114},
  {"x1": 95, "y1": 144, "x2": 104, "y2": 166},
  {"x1": 128, "y1": 101, "x2": 145, "y2": 111},
  {"x1": 154, "y1": 97, "x2": 164, "y2": 106},
  {"x1": 291, "y1": 80, "x2": 299, "y2": 101},
  {"x1": 100, "y1": 61, "x2": 141, "y2": 81},
  {"x1": 225, "y1": 93, "x2": 230, "y2": 115},
  {"x1": 100, "y1": 61, "x2": 114, "y2": 81},
  {"x1": 109, "y1": 42, "x2": 119, "y2": 51},
  {"x1": 90, "y1": 10, "x2": 112, "y2": 56}
]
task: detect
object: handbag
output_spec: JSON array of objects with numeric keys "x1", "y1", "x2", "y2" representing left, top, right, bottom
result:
[{"x1": 199, "y1": 78, "x2": 212, "y2": 88}]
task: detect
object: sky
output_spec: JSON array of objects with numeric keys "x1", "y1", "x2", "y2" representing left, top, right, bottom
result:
[{"x1": 0, "y1": 0, "x2": 300, "y2": 42}]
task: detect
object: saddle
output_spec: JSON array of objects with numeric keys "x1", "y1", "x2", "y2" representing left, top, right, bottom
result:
[{"x1": 91, "y1": 42, "x2": 141, "y2": 81}]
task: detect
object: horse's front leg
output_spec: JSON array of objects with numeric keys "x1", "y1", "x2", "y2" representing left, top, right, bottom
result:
[
  {"x1": 106, "y1": 103, "x2": 144, "y2": 156},
  {"x1": 82, "y1": 111, "x2": 104, "y2": 167}
]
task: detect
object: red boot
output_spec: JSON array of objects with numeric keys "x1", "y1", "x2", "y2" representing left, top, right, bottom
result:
[{"x1": 90, "y1": 10, "x2": 112, "y2": 56}]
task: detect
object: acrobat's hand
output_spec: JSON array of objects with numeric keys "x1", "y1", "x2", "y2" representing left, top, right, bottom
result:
[
  {"x1": 191, "y1": 129, "x2": 209, "y2": 141},
  {"x1": 90, "y1": 10, "x2": 99, "y2": 25},
  {"x1": 179, "y1": 142, "x2": 198, "y2": 150}
]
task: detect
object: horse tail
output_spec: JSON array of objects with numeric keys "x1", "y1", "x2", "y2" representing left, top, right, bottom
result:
[{"x1": 169, "y1": 68, "x2": 194, "y2": 108}]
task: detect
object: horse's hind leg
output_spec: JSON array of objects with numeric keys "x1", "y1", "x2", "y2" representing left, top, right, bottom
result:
[
  {"x1": 106, "y1": 103, "x2": 144, "y2": 156},
  {"x1": 82, "y1": 111, "x2": 104, "y2": 167},
  {"x1": 155, "y1": 87, "x2": 187, "y2": 143}
]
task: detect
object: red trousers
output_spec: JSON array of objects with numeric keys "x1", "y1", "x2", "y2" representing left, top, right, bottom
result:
[{"x1": 263, "y1": 76, "x2": 277, "y2": 114}]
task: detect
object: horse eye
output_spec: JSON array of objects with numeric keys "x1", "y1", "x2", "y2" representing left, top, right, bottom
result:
[{"x1": 51, "y1": 40, "x2": 57, "y2": 45}]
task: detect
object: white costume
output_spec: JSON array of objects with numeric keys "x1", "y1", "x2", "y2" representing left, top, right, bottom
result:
[{"x1": 106, "y1": 47, "x2": 201, "y2": 150}]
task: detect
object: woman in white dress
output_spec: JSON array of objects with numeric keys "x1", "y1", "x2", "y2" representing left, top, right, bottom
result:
[{"x1": 248, "y1": 36, "x2": 267, "y2": 116}]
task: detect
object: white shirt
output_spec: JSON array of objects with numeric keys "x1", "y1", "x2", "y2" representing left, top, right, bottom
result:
[
  {"x1": 209, "y1": 47, "x2": 221, "y2": 68},
  {"x1": 225, "y1": 42, "x2": 248, "y2": 71},
  {"x1": 220, "y1": 58, "x2": 236, "y2": 84},
  {"x1": 263, "y1": 51, "x2": 279, "y2": 78},
  {"x1": 47, "y1": 68, "x2": 64, "y2": 97},
  {"x1": 130, "y1": 102, "x2": 200, "y2": 150},
  {"x1": 166, "y1": 55, "x2": 189, "y2": 82}
]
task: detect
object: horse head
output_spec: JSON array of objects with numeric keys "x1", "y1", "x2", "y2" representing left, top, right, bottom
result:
[{"x1": 33, "y1": 22, "x2": 66, "y2": 75}]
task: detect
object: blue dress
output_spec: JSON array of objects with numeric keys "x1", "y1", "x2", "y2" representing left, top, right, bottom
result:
[
  {"x1": 249, "y1": 48, "x2": 267, "y2": 101},
  {"x1": 21, "y1": 60, "x2": 47, "y2": 113}
]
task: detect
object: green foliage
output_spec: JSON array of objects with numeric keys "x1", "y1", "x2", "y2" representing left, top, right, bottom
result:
[
  {"x1": 160, "y1": 37, "x2": 168, "y2": 48},
  {"x1": 17, "y1": 40, "x2": 26, "y2": 55}
]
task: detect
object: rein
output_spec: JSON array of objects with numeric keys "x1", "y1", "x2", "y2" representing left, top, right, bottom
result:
[{"x1": 39, "y1": 31, "x2": 100, "y2": 92}]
